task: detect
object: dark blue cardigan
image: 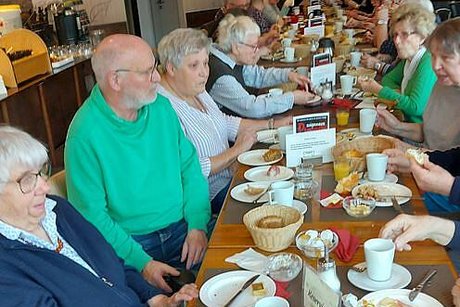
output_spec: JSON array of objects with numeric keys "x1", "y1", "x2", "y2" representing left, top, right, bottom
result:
[{"x1": 0, "y1": 195, "x2": 162, "y2": 306}]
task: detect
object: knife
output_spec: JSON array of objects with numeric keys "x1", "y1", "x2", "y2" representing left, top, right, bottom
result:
[
  {"x1": 408, "y1": 269, "x2": 437, "y2": 301},
  {"x1": 223, "y1": 274, "x2": 260, "y2": 307},
  {"x1": 391, "y1": 196, "x2": 404, "y2": 214}
]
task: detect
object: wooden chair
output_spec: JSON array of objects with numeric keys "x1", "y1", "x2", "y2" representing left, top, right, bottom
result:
[{"x1": 49, "y1": 170, "x2": 67, "y2": 199}]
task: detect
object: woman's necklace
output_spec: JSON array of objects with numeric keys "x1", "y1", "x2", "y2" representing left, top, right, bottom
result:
[{"x1": 163, "y1": 78, "x2": 207, "y2": 113}]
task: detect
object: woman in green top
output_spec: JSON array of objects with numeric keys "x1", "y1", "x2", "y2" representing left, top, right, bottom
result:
[{"x1": 358, "y1": 4, "x2": 437, "y2": 123}]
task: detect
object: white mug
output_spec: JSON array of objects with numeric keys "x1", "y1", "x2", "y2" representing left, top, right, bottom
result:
[
  {"x1": 359, "y1": 108, "x2": 377, "y2": 134},
  {"x1": 277, "y1": 126, "x2": 293, "y2": 151},
  {"x1": 340, "y1": 75, "x2": 357, "y2": 95},
  {"x1": 350, "y1": 51, "x2": 362, "y2": 67},
  {"x1": 366, "y1": 153, "x2": 388, "y2": 181},
  {"x1": 284, "y1": 47, "x2": 295, "y2": 61},
  {"x1": 334, "y1": 21, "x2": 343, "y2": 33},
  {"x1": 344, "y1": 29, "x2": 354, "y2": 39},
  {"x1": 336, "y1": 9, "x2": 344, "y2": 18},
  {"x1": 282, "y1": 38, "x2": 292, "y2": 48},
  {"x1": 268, "y1": 181, "x2": 294, "y2": 206},
  {"x1": 291, "y1": 22, "x2": 299, "y2": 31},
  {"x1": 269, "y1": 88, "x2": 283, "y2": 97},
  {"x1": 364, "y1": 238, "x2": 395, "y2": 281},
  {"x1": 255, "y1": 296, "x2": 290, "y2": 307}
]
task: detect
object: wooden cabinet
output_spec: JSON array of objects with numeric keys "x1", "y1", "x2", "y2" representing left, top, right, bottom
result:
[{"x1": 0, "y1": 58, "x2": 95, "y2": 170}]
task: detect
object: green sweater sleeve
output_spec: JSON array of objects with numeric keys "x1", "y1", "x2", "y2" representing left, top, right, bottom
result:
[
  {"x1": 65, "y1": 137, "x2": 151, "y2": 272},
  {"x1": 378, "y1": 52, "x2": 437, "y2": 123}
]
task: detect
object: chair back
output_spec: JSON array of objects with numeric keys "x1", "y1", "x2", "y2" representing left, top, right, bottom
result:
[
  {"x1": 49, "y1": 170, "x2": 67, "y2": 198},
  {"x1": 435, "y1": 7, "x2": 452, "y2": 22}
]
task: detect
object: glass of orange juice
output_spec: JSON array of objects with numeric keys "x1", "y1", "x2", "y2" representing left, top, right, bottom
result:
[
  {"x1": 336, "y1": 108, "x2": 350, "y2": 126},
  {"x1": 334, "y1": 157, "x2": 351, "y2": 181}
]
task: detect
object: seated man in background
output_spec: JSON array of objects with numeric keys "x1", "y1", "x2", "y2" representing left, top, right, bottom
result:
[{"x1": 65, "y1": 34, "x2": 212, "y2": 293}]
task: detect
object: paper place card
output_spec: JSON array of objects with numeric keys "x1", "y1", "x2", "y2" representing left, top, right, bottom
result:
[
  {"x1": 285, "y1": 128, "x2": 336, "y2": 167},
  {"x1": 304, "y1": 24, "x2": 324, "y2": 37},
  {"x1": 310, "y1": 63, "x2": 336, "y2": 88},
  {"x1": 307, "y1": 4, "x2": 322, "y2": 13},
  {"x1": 303, "y1": 264, "x2": 342, "y2": 307},
  {"x1": 293, "y1": 112, "x2": 330, "y2": 133}
]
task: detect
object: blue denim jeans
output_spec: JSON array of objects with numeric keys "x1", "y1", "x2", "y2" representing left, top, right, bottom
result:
[
  {"x1": 132, "y1": 218, "x2": 216, "y2": 271},
  {"x1": 424, "y1": 192, "x2": 460, "y2": 214}
]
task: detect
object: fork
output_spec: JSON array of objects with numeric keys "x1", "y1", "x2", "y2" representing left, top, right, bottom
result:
[
  {"x1": 350, "y1": 263, "x2": 367, "y2": 273},
  {"x1": 252, "y1": 183, "x2": 272, "y2": 204}
]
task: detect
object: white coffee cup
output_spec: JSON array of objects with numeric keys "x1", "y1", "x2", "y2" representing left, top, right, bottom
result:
[
  {"x1": 292, "y1": 6, "x2": 300, "y2": 15},
  {"x1": 282, "y1": 38, "x2": 292, "y2": 48},
  {"x1": 288, "y1": 29, "x2": 296, "y2": 39},
  {"x1": 334, "y1": 21, "x2": 343, "y2": 32},
  {"x1": 254, "y1": 296, "x2": 289, "y2": 307},
  {"x1": 277, "y1": 126, "x2": 293, "y2": 151},
  {"x1": 269, "y1": 88, "x2": 283, "y2": 97},
  {"x1": 284, "y1": 47, "x2": 295, "y2": 61},
  {"x1": 350, "y1": 51, "x2": 362, "y2": 67},
  {"x1": 337, "y1": 9, "x2": 344, "y2": 18},
  {"x1": 344, "y1": 29, "x2": 354, "y2": 39},
  {"x1": 359, "y1": 108, "x2": 377, "y2": 134},
  {"x1": 291, "y1": 22, "x2": 299, "y2": 30},
  {"x1": 340, "y1": 75, "x2": 357, "y2": 95},
  {"x1": 255, "y1": 296, "x2": 290, "y2": 307},
  {"x1": 364, "y1": 238, "x2": 395, "y2": 281},
  {"x1": 366, "y1": 153, "x2": 388, "y2": 181},
  {"x1": 268, "y1": 181, "x2": 294, "y2": 206}
]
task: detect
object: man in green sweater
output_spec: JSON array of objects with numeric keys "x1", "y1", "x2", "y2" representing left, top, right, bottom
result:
[{"x1": 64, "y1": 34, "x2": 211, "y2": 293}]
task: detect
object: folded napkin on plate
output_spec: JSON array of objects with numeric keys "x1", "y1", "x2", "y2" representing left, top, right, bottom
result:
[
  {"x1": 331, "y1": 98, "x2": 356, "y2": 109},
  {"x1": 275, "y1": 281, "x2": 292, "y2": 299},
  {"x1": 225, "y1": 248, "x2": 268, "y2": 273},
  {"x1": 330, "y1": 227, "x2": 360, "y2": 262}
]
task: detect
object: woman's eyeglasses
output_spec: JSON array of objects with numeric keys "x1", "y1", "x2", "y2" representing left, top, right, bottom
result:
[
  {"x1": 239, "y1": 42, "x2": 259, "y2": 53},
  {"x1": 392, "y1": 31, "x2": 416, "y2": 41},
  {"x1": 14, "y1": 162, "x2": 51, "y2": 194}
]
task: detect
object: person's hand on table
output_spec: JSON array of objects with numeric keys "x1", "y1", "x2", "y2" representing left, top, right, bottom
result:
[
  {"x1": 234, "y1": 129, "x2": 258, "y2": 152},
  {"x1": 142, "y1": 260, "x2": 180, "y2": 292},
  {"x1": 147, "y1": 284, "x2": 198, "y2": 307},
  {"x1": 181, "y1": 229, "x2": 208, "y2": 270},
  {"x1": 383, "y1": 148, "x2": 411, "y2": 173},
  {"x1": 292, "y1": 90, "x2": 317, "y2": 105},
  {"x1": 288, "y1": 71, "x2": 312, "y2": 90},
  {"x1": 358, "y1": 77, "x2": 382, "y2": 94},
  {"x1": 379, "y1": 214, "x2": 455, "y2": 251},
  {"x1": 452, "y1": 278, "x2": 460, "y2": 307},
  {"x1": 375, "y1": 108, "x2": 401, "y2": 134},
  {"x1": 410, "y1": 157, "x2": 455, "y2": 197},
  {"x1": 361, "y1": 54, "x2": 379, "y2": 69}
]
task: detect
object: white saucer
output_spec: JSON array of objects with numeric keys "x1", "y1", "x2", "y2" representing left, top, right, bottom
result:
[
  {"x1": 280, "y1": 57, "x2": 302, "y2": 63},
  {"x1": 263, "y1": 199, "x2": 308, "y2": 215},
  {"x1": 360, "y1": 173, "x2": 398, "y2": 184},
  {"x1": 347, "y1": 263, "x2": 412, "y2": 291}
]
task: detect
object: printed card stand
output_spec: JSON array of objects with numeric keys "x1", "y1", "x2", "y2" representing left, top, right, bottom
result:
[
  {"x1": 312, "y1": 52, "x2": 332, "y2": 67},
  {"x1": 302, "y1": 264, "x2": 342, "y2": 307}
]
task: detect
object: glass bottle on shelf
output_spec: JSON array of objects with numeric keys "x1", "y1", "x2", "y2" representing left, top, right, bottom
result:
[{"x1": 293, "y1": 157, "x2": 319, "y2": 204}]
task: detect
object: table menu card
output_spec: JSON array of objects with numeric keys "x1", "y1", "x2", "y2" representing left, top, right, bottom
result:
[{"x1": 303, "y1": 264, "x2": 341, "y2": 307}]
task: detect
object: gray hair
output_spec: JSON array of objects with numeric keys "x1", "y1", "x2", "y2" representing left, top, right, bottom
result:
[
  {"x1": 158, "y1": 28, "x2": 211, "y2": 69},
  {"x1": 404, "y1": 0, "x2": 434, "y2": 12},
  {"x1": 426, "y1": 17, "x2": 460, "y2": 56},
  {"x1": 391, "y1": 4, "x2": 436, "y2": 39},
  {"x1": 217, "y1": 14, "x2": 261, "y2": 53},
  {"x1": 0, "y1": 126, "x2": 48, "y2": 192}
]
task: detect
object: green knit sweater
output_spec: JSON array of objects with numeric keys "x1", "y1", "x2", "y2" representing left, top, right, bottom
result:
[
  {"x1": 378, "y1": 51, "x2": 437, "y2": 123},
  {"x1": 65, "y1": 85, "x2": 211, "y2": 271}
]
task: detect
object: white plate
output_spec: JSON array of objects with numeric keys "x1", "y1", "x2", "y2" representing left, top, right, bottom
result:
[
  {"x1": 263, "y1": 199, "x2": 308, "y2": 215},
  {"x1": 360, "y1": 173, "x2": 398, "y2": 184},
  {"x1": 244, "y1": 166, "x2": 294, "y2": 182},
  {"x1": 199, "y1": 271, "x2": 276, "y2": 307},
  {"x1": 336, "y1": 128, "x2": 369, "y2": 141},
  {"x1": 257, "y1": 129, "x2": 278, "y2": 144},
  {"x1": 352, "y1": 183, "x2": 412, "y2": 207},
  {"x1": 360, "y1": 289, "x2": 443, "y2": 307},
  {"x1": 348, "y1": 263, "x2": 411, "y2": 291},
  {"x1": 334, "y1": 87, "x2": 359, "y2": 96},
  {"x1": 231, "y1": 182, "x2": 271, "y2": 203},
  {"x1": 280, "y1": 57, "x2": 302, "y2": 63},
  {"x1": 305, "y1": 95, "x2": 322, "y2": 107},
  {"x1": 238, "y1": 149, "x2": 283, "y2": 166}
]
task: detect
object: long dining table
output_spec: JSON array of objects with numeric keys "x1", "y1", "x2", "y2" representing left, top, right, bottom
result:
[{"x1": 190, "y1": 82, "x2": 457, "y2": 306}]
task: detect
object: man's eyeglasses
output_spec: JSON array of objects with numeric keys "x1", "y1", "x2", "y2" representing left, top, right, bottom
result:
[
  {"x1": 393, "y1": 31, "x2": 416, "y2": 41},
  {"x1": 239, "y1": 42, "x2": 259, "y2": 53},
  {"x1": 13, "y1": 162, "x2": 51, "y2": 194},
  {"x1": 115, "y1": 63, "x2": 158, "y2": 80}
]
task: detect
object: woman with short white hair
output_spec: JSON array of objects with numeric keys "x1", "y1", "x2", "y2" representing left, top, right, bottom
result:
[
  {"x1": 207, "y1": 14, "x2": 315, "y2": 118},
  {"x1": 158, "y1": 28, "x2": 291, "y2": 213}
]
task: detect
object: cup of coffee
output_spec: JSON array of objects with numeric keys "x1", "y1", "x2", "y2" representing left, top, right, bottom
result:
[
  {"x1": 255, "y1": 296, "x2": 290, "y2": 307},
  {"x1": 340, "y1": 75, "x2": 357, "y2": 95},
  {"x1": 282, "y1": 38, "x2": 292, "y2": 48},
  {"x1": 337, "y1": 9, "x2": 344, "y2": 18},
  {"x1": 359, "y1": 108, "x2": 377, "y2": 134},
  {"x1": 268, "y1": 181, "x2": 295, "y2": 206},
  {"x1": 284, "y1": 47, "x2": 295, "y2": 61},
  {"x1": 350, "y1": 51, "x2": 362, "y2": 67},
  {"x1": 278, "y1": 126, "x2": 293, "y2": 151},
  {"x1": 364, "y1": 238, "x2": 395, "y2": 281},
  {"x1": 366, "y1": 153, "x2": 388, "y2": 181},
  {"x1": 291, "y1": 22, "x2": 299, "y2": 30},
  {"x1": 269, "y1": 88, "x2": 283, "y2": 97}
]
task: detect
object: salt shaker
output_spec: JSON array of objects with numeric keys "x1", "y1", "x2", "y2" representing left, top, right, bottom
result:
[{"x1": 317, "y1": 246, "x2": 341, "y2": 292}]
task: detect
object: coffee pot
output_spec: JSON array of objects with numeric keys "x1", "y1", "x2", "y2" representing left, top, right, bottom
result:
[{"x1": 317, "y1": 37, "x2": 335, "y2": 58}]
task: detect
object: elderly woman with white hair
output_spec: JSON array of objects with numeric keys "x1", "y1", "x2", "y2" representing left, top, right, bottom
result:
[
  {"x1": 358, "y1": 4, "x2": 437, "y2": 123},
  {"x1": 158, "y1": 28, "x2": 291, "y2": 213},
  {"x1": 207, "y1": 14, "x2": 316, "y2": 118},
  {"x1": 0, "y1": 126, "x2": 198, "y2": 306}
]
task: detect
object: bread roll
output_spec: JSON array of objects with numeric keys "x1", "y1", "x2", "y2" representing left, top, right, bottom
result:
[
  {"x1": 257, "y1": 215, "x2": 284, "y2": 228},
  {"x1": 406, "y1": 148, "x2": 426, "y2": 165}
]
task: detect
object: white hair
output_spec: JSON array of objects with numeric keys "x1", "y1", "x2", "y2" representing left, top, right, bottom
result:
[
  {"x1": 217, "y1": 14, "x2": 261, "y2": 53},
  {"x1": 0, "y1": 126, "x2": 48, "y2": 192},
  {"x1": 404, "y1": 0, "x2": 434, "y2": 12}
]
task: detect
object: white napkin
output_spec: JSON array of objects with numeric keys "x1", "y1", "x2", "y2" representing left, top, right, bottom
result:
[{"x1": 225, "y1": 248, "x2": 269, "y2": 273}]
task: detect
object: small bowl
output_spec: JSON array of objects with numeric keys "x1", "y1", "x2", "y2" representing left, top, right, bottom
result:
[
  {"x1": 266, "y1": 252, "x2": 303, "y2": 282},
  {"x1": 342, "y1": 196, "x2": 376, "y2": 218},
  {"x1": 296, "y1": 230, "x2": 339, "y2": 258}
]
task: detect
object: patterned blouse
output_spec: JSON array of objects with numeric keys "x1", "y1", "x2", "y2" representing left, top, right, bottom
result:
[{"x1": 248, "y1": 7, "x2": 273, "y2": 33}]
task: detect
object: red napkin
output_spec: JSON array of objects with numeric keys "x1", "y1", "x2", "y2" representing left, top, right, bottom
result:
[
  {"x1": 331, "y1": 98, "x2": 356, "y2": 109},
  {"x1": 330, "y1": 227, "x2": 360, "y2": 262},
  {"x1": 274, "y1": 281, "x2": 292, "y2": 299}
]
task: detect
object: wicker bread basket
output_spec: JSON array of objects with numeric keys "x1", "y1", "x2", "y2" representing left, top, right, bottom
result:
[
  {"x1": 243, "y1": 205, "x2": 303, "y2": 252},
  {"x1": 332, "y1": 136, "x2": 395, "y2": 172},
  {"x1": 335, "y1": 43, "x2": 353, "y2": 56}
]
